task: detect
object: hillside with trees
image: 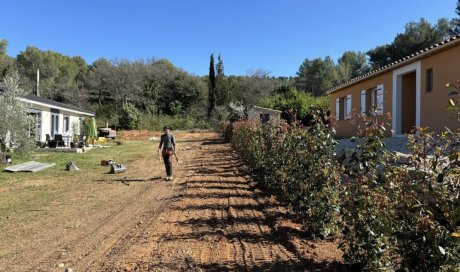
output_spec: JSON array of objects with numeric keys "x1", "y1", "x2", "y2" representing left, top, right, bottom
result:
[{"x1": 0, "y1": 1, "x2": 459, "y2": 129}]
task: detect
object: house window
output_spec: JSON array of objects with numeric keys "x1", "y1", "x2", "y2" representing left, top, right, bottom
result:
[
  {"x1": 360, "y1": 85, "x2": 384, "y2": 116},
  {"x1": 335, "y1": 95, "x2": 352, "y2": 120},
  {"x1": 426, "y1": 68, "x2": 433, "y2": 92},
  {"x1": 260, "y1": 113, "x2": 270, "y2": 123},
  {"x1": 63, "y1": 116, "x2": 70, "y2": 133}
]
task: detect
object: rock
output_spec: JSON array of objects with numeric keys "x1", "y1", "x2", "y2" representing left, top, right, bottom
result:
[
  {"x1": 65, "y1": 268, "x2": 73, "y2": 272},
  {"x1": 57, "y1": 263, "x2": 65, "y2": 268},
  {"x1": 393, "y1": 152, "x2": 412, "y2": 165},
  {"x1": 66, "y1": 161, "x2": 80, "y2": 171}
]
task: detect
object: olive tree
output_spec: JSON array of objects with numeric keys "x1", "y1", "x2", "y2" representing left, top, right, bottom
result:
[{"x1": 0, "y1": 70, "x2": 33, "y2": 153}]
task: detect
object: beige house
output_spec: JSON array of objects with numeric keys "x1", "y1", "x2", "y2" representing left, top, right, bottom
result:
[
  {"x1": 328, "y1": 34, "x2": 460, "y2": 138},
  {"x1": 248, "y1": 106, "x2": 282, "y2": 123}
]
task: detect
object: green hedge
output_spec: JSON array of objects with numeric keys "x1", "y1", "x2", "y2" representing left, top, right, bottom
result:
[
  {"x1": 228, "y1": 115, "x2": 460, "y2": 271},
  {"x1": 230, "y1": 116, "x2": 340, "y2": 238}
]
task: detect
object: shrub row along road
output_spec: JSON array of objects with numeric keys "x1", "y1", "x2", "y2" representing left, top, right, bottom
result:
[{"x1": 0, "y1": 135, "x2": 343, "y2": 272}]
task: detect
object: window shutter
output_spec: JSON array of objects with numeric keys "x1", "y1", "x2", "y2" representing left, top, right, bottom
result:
[
  {"x1": 335, "y1": 98, "x2": 340, "y2": 120},
  {"x1": 346, "y1": 94, "x2": 352, "y2": 119},
  {"x1": 361, "y1": 90, "x2": 367, "y2": 115},
  {"x1": 376, "y1": 84, "x2": 384, "y2": 115}
]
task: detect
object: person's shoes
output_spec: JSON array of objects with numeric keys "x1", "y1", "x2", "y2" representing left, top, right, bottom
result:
[
  {"x1": 168, "y1": 176, "x2": 173, "y2": 181},
  {"x1": 165, "y1": 176, "x2": 170, "y2": 181}
]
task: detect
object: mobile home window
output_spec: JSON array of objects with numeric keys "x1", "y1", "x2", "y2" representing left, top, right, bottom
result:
[
  {"x1": 426, "y1": 68, "x2": 433, "y2": 92},
  {"x1": 64, "y1": 116, "x2": 70, "y2": 132}
]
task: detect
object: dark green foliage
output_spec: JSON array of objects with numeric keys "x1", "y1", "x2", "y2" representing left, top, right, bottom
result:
[
  {"x1": 119, "y1": 102, "x2": 141, "y2": 130},
  {"x1": 208, "y1": 54, "x2": 216, "y2": 117},
  {"x1": 229, "y1": 107, "x2": 460, "y2": 270},
  {"x1": 392, "y1": 128, "x2": 460, "y2": 271},
  {"x1": 339, "y1": 113, "x2": 460, "y2": 271},
  {"x1": 336, "y1": 51, "x2": 370, "y2": 81},
  {"x1": 94, "y1": 104, "x2": 118, "y2": 128},
  {"x1": 263, "y1": 86, "x2": 329, "y2": 125},
  {"x1": 454, "y1": 0, "x2": 460, "y2": 26},
  {"x1": 339, "y1": 113, "x2": 396, "y2": 270},
  {"x1": 295, "y1": 57, "x2": 336, "y2": 96},
  {"x1": 367, "y1": 18, "x2": 453, "y2": 69},
  {"x1": 230, "y1": 116, "x2": 340, "y2": 238},
  {"x1": 16, "y1": 46, "x2": 88, "y2": 102},
  {"x1": 294, "y1": 52, "x2": 370, "y2": 96},
  {"x1": 0, "y1": 39, "x2": 14, "y2": 79},
  {"x1": 139, "y1": 114, "x2": 211, "y2": 131},
  {"x1": 215, "y1": 54, "x2": 229, "y2": 107}
]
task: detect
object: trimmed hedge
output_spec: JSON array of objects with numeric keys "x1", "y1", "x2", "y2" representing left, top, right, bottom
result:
[{"x1": 228, "y1": 114, "x2": 460, "y2": 271}]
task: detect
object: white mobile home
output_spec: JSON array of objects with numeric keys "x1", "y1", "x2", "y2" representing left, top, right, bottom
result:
[{"x1": 20, "y1": 94, "x2": 94, "y2": 144}]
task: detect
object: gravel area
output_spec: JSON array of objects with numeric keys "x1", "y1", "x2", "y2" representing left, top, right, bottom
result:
[{"x1": 336, "y1": 137, "x2": 410, "y2": 154}]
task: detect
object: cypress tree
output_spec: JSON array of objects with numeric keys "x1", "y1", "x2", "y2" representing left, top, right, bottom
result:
[
  {"x1": 208, "y1": 54, "x2": 216, "y2": 117},
  {"x1": 215, "y1": 54, "x2": 228, "y2": 106}
]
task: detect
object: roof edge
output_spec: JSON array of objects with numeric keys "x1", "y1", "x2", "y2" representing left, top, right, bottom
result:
[
  {"x1": 327, "y1": 34, "x2": 460, "y2": 95},
  {"x1": 251, "y1": 106, "x2": 282, "y2": 113},
  {"x1": 22, "y1": 94, "x2": 95, "y2": 116}
]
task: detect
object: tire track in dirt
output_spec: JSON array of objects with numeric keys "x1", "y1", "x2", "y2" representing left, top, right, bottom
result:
[
  {"x1": 98, "y1": 139, "x2": 344, "y2": 271},
  {"x1": 0, "y1": 140, "x2": 198, "y2": 272}
]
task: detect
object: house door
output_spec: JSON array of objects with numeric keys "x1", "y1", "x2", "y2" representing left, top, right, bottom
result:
[
  {"x1": 401, "y1": 72, "x2": 417, "y2": 134},
  {"x1": 392, "y1": 61, "x2": 421, "y2": 135}
]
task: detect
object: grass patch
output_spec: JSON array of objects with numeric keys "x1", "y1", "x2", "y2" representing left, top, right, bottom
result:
[{"x1": 0, "y1": 141, "x2": 159, "y2": 220}]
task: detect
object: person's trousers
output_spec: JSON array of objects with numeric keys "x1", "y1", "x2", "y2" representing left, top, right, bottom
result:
[{"x1": 163, "y1": 154, "x2": 173, "y2": 176}]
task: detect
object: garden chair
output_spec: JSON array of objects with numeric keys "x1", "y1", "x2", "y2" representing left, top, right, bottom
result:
[{"x1": 54, "y1": 134, "x2": 65, "y2": 147}]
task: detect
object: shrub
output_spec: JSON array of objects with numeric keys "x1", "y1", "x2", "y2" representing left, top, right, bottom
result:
[
  {"x1": 391, "y1": 128, "x2": 460, "y2": 271},
  {"x1": 139, "y1": 114, "x2": 211, "y2": 131},
  {"x1": 230, "y1": 110, "x2": 340, "y2": 238},
  {"x1": 340, "y1": 113, "x2": 460, "y2": 271},
  {"x1": 339, "y1": 113, "x2": 396, "y2": 270},
  {"x1": 229, "y1": 100, "x2": 460, "y2": 270},
  {"x1": 119, "y1": 102, "x2": 141, "y2": 130}
]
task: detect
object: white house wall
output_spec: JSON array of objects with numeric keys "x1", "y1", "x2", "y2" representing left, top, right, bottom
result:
[{"x1": 27, "y1": 103, "x2": 91, "y2": 143}]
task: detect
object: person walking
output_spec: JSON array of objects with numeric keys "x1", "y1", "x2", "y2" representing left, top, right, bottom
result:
[{"x1": 158, "y1": 126, "x2": 177, "y2": 180}]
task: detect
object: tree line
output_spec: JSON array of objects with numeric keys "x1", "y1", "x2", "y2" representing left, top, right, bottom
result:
[{"x1": 0, "y1": 1, "x2": 458, "y2": 129}]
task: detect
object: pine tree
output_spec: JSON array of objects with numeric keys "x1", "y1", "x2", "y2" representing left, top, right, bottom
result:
[
  {"x1": 455, "y1": 0, "x2": 460, "y2": 27},
  {"x1": 215, "y1": 54, "x2": 228, "y2": 106},
  {"x1": 208, "y1": 54, "x2": 216, "y2": 117}
]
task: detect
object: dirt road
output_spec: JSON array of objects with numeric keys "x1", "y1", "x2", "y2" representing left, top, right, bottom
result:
[{"x1": 0, "y1": 136, "x2": 343, "y2": 271}]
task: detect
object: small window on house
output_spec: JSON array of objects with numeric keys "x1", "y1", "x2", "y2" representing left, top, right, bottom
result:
[
  {"x1": 336, "y1": 95, "x2": 352, "y2": 120},
  {"x1": 361, "y1": 86, "x2": 384, "y2": 116},
  {"x1": 64, "y1": 116, "x2": 70, "y2": 132},
  {"x1": 260, "y1": 113, "x2": 270, "y2": 123},
  {"x1": 426, "y1": 68, "x2": 433, "y2": 92}
]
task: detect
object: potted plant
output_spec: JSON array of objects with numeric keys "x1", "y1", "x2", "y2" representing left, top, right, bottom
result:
[{"x1": 70, "y1": 121, "x2": 80, "y2": 149}]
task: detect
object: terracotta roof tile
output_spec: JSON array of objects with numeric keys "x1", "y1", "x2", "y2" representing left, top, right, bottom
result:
[{"x1": 327, "y1": 34, "x2": 460, "y2": 94}]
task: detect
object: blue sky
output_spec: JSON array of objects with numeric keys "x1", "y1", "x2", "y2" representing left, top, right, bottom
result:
[{"x1": 1, "y1": 0, "x2": 457, "y2": 76}]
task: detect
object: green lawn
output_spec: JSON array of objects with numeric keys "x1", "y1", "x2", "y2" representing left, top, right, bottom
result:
[{"x1": 0, "y1": 141, "x2": 159, "y2": 220}]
